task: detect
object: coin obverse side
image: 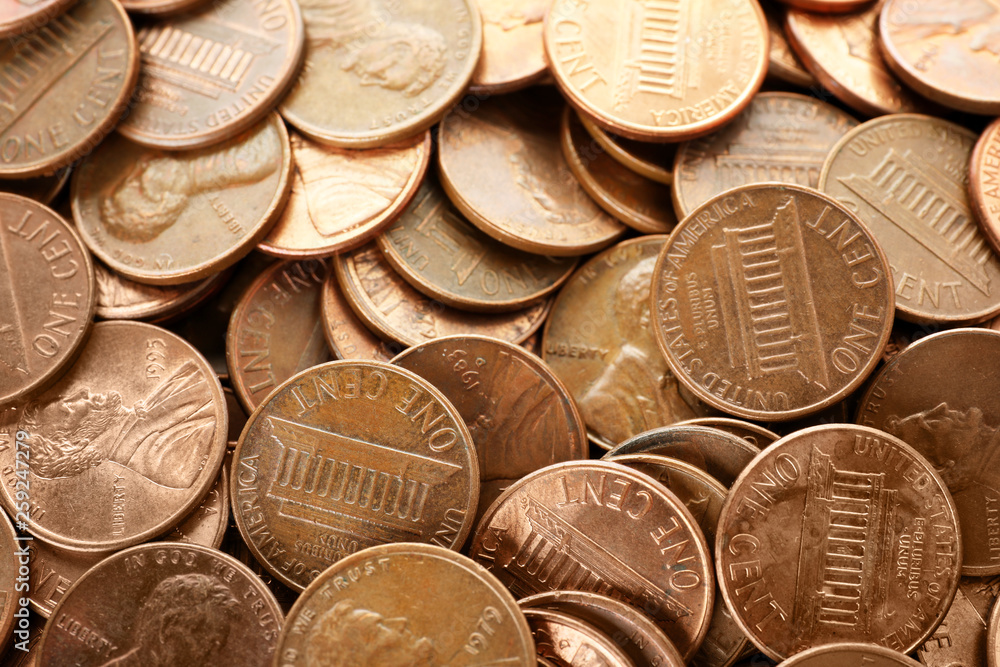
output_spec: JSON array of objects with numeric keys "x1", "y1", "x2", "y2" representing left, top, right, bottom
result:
[
  {"x1": 780, "y1": 642, "x2": 923, "y2": 666},
  {"x1": 716, "y1": 424, "x2": 961, "y2": 661},
  {"x1": 275, "y1": 542, "x2": 536, "y2": 667},
  {"x1": 231, "y1": 360, "x2": 480, "y2": 592},
  {"x1": 523, "y1": 608, "x2": 634, "y2": 667},
  {"x1": 651, "y1": 183, "x2": 894, "y2": 422}
]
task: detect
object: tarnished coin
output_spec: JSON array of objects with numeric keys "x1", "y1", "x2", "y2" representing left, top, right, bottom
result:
[
  {"x1": 820, "y1": 114, "x2": 1000, "y2": 325},
  {"x1": 391, "y1": 335, "x2": 587, "y2": 520},
  {"x1": 471, "y1": 0, "x2": 549, "y2": 94},
  {"x1": 378, "y1": 175, "x2": 578, "y2": 312},
  {"x1": 73, "y1": 113, "x2": 292, "y2": 285},
  {"x1": 231, "y1": 360, "x2": 479, "y2": 591},
  {"x1": 0, "y1": 168, "x2": 70, "y2": 205},
  {"x1": 970, "y1": 117, "x2": 1000, "y2": 257},
  {"x1": 469, "y1": 460, "x2": 714, "y2": 661},
  {"x1": 857, "y1": 328, "x2": 1000, "y2": 575},
  {"x1": 334, "y1": 242, "x2": 550, "y2": 347},
  {"x1": 226, "y1": 258, "x2": 332, "y2": 413},
  {"x1": 764, "y1": 4, "x2": 817, "y2": 89},
  {"x1": 280, "y1": 0, "x2": 481, "y2": 148},
  {"x1": 677, "y1": 417, "x2": 780, "y2": 451},
  {"x1": 524, "y1": 608, "x2": 635, "y2": 667},
  {"x1": 259, "y1": 130, "x2": 431, "y2": 258},
  {"x1": 543, "y1": 0, "x2": 768, "y2": 142},
  {"x1": 1, "y1": 320, "x2": 227, "y2": 551},
  {"x1": 673, "y1": 92, "x2": 858, "y2": 218},
  {"x1": 991, "y1": 593, "x2": 1000, "y2": 667},
  {"x1": 716, "y1": 424, "x2": 961, "y2": 661},
  {"x1": 0, "y1": 195, "x2": 95, "y2": 407},
  {"x1": 276, "y1": 543, "x2": 535, "y2": 666},
  {"x1": 542, "y1": 237, "x2": 700, "y2": 449},
  {"x1": 651, "y1": 183, "x2": 894, "y2": 422},
  {"x1": 319, "y1": 273, "x2": 399, "y2": 362},
  {"x1": 118, "y1": 0, "x2": 304, "y2": 149},
  {"x1": 95, "y1": 261, "x2": 229, "y2": 323},
  {"x1": 918, "y1": 585, "x2": 988, "y2": 667},
  {"x1": 438, "y1": 90, "x2": 625, "y2": 257},
  {"x1": 38, "y1": 542, "x2": 283, "y2": 666},
  {"x1": 578, "y1": 112, "x2": 675, "y2": 186},
  {"x1": 781, "y1": 642, "x2": 923, "y2": 666}
]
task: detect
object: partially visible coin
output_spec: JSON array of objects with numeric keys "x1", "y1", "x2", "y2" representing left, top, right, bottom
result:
[
  {"x1": 990, "y1": 593, "x2": 1000, "y2": 667},
  {"x1": 0, "y1": 0, "x2": 76, "y2": 38},
  {"x1": 578, "y1": 112, "x2": 675, "y2": 186},
  {"x1": 163, "y1": 462, "x2": 229, "y2": 548},
  {"x1": 0, "y1": 515, "x2": 18, "y2": 648},
  {"x1": 471, "y1": 0, "x2": 549, "y2": 94},
  {"x1": 524, "y1": 607, "x2": 635, "y2": 667},
  {"x1": 94, "y1": 261, "x2": 229, "y2": 323},
  {"x1": 780, "y1": 642, "x2": 923, "y2": 666},
  {"x1": 677, "y1": 417, "x2": 780, "y2": 451},
  {"x1": 0, "y1": 168, "x2": 70, "y2": 205},
  {"x1": 970, "y1": 117, "x2": 1000, "y2": 257},
  {"x1": 764, "y1": 4, "x2": 817, "y2": 89},
  {"x1": 777, "y1": 0, "x2": 873, "y2": 12},
  {"x1": 917, "y1": 585, "x2": 988, "y2": 667},
  {"x1": 27, "y1": 537, "x2": 104, "y2": 618},
  {"x1": 319, "y1": 272, "x2": 400, "y2": 362}
]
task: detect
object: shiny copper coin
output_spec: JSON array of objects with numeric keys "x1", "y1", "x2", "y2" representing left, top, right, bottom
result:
[
  {"x1": 971, "y1": 117, "x2": 1000, "y2": 258},
  {"x1": 279, "y1": 0, "x2": 481, "y2": 148},
  {"x1": 231, "y1": 360, "x2": 479, "y2": 591},
  {"x1": 319, "y1": 272, "x2": 400, "y2": 362},
  {"x1": 917, "y1": 584, "x2": 988, "y2": 666},
  {"x1": 820, "y1": 114, "x2": 1000, "y2": 325},
  {"x1": 717, "y1": 424, "x2": 961, "y2": 661},
  {"x1": 38, "y1": 542, "x2": 283, "y2": 666},
  {"x1": 119, "y1": 0, "x2": 304, "y2": 149},
  {"x1": 470, "y1": 0, "x2": 549, "y2": 94},
  {"x1": 259, "y1": 130, "x2": 431, "y2": 258},
  {"x1": 524, "y1": 608, "x2": 635, "y2": 667},
  {"x1": 0, "y1": 168, "x2": 70, "y2": 205},
  {"x1": 334, "y1": 242, "x2": 550, "y2": 347},
  {"x1": 0, "y1": 0, "x2": 76, "y2": 38},
  {"x1": 777, "y1": 0, "x2": 874, "y2": 12},
  {"x1": 226, "y1": 258, "x2": 332, "y2": 413},
  {"x1": 276, "y1": 542, "x2": 535, "y2": 666},
  {"x1": 164, "y1": 462, "x2": 229, "y2": 548},
  {"x1": 990, "y1": 593, "x2": 1000, "y2": 667},
  {"x1": 542, "y1": 236, "x2": 699, "y2": 449},
  {"x1": 73, "y1": 113, "x2": 292, "y2": 285},
  {"x1": 857, "y1": 327, "x2": 1000, "y2": 575},
  {"x1": 469, "y1": 460, "x2": 714, "y2": 661},
  {"x1": 94, "y1": 260, "x2": 229, "y2": 323},
  {"x1": 673, "y1": 92, "x2": 858, "y2": 218},
  {"x1": 764, "y1": 4, "x2": 817, "y2": 89},
  {"x1": 677, "y1": 417, "x2": 780, "y2": 451},
  {"x1": 543, "y1": 0, "x2": 768, "y2": 142},
  {"x1": 651, "y1": 183, "x2": 894, "y2": 422},
  {"x1": 578, "y1": 112, "x2": 675, "y2": 186},
  {"x1": 0, "y1": 195, "x2": 95, "y2": 407},
  {"x1": 378, "y1": 175, "x2": 578, "y2": 312},
  {"x1": 438, "y1": 90, "x2": 625, "y2": 257},
  {"x1": 1, "y1": 320, "x2": 227, "y2": 551}
]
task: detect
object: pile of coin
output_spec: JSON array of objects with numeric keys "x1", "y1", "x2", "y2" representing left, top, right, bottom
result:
[{"x1": 1, "y1": 0, "x2": 1000, "y2": 664}]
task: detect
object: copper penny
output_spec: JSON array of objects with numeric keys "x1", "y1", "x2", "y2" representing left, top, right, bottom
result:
[
  {"x1": 0, "y1": 168, "x2": 70, "y2": 205},
  {"x1": 562, "y1": 107, "x2": 676, "y2": 235},
  {"x1": 94, "y1": 260, "x2": 229, "y2": 323},
  {"x1": 38, "y1": 542, "x2": 283, "y2": 666},
  {"x1": 523, "y1": 607, "x2": 635, "y2": 667},
  {"x1": 164, "y1": 461, "x2": 229, "y2": 548},
  {"x1": 438, "y1": 89, "x2": 625, "y2": 257},
  {"x1": 218, "y1": 524, "x2": 299, "y2": 614},
  {"x1": 119, "y1": 0, "x2": 304, "y2": 149},
  {"x1": 27, "y1": 537, "x2": 104, "y2": 618},
  {"x1": 578, "y1": 111, "x2": 676, "y2": 186},
  {"x1": 777, "y1": 0, "x2": 874, "y2": 12},
  {"x1": 917, "y1": 584, "x2": 989, "y2": 666},
  {"x1": 0, "y1": 514, "x2": 18, "y2": 649},
  {"x1": 73, "y1": 113, "x2": 292, "y2": 285},
  {"x1": 258, "y1": 130, "x2": 431, "y2": 259},
  {"x1": 469, "y1": 460, "x2": 714, "y2": 661},
  {"x1": 820, "y1": 114, "x2": 1000, "y2": 325},
  {"x1": 319, "y1": 272, "x2": 400, "y2": 362},
  {"x1": 120, "y1": 0, "x2": 209, "y2": 16},
  {"x1": 230, "y1": 360, "x2": 479, "y2": 591},
  {"x1": 677, "y1": 417, "x2": 780, "y2": 451},
  {"x1": 471, "y1": 0, "x2": 549, "y2": 94},
  {"x1": 717, "y1": 424, "x2": 961, "y2": 661},
  {"x1": 764, "y1": 4, "x2": 817, "y2": 89},
  {"x1": 0, "y1": 0, "x2": 76, "y2": 38},
  {"x1": 970, "y1": 117, "x2": 1000, "y2": 257},
  {"x1": 378, "y1": 175, "x2": 578, "y2": 313},
  {"x1": 0, "y1": 195, "x2": 95, "y2": 407},
  {"x1": 334, "y1": 242, "x2": 550, "y2": 348},
  {"x1": 542, "y1": 236, "x2": 700, "y2": 449},
  {"x1": 651, "y1": 183, "x2": 894, "y2": 422},
  {"x1": 1, "y1": 320, "x2": 227, "y2": 551},
  {"x1": 279, "y1": 0, "x2": 481, "y2": 148},
  {"x1": 275, "y1": 542, "x2": 535, "y2": 666},
  {"x1": 857, "y1": 327, "x2": 1000, "y2": 575},
  {"x1": 991, "y1": 593, "x2": 1000, "y2": 667},
  {"x1": 6, "y1": 613, "x2": 44, "y2": 665},
  {"x1": 391, "y1": 334, "x2": 587, "y2": 521},
  {"x1": 226, "y1": 258, "x2": 332, "y2": 414},
  {"x1": 543, "y1": 0, "x2": 768, "y2": 142},
  {"x1": 673, "y1": 92, "x2": 858, "y2": 219},
  {"x1": 781, "y1": 643, "x2": 923, "y2": 666}
]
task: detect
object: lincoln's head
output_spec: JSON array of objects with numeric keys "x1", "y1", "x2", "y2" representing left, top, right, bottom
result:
[
  {"x1": 304, "y1": 600, "x2": 435, "y2": 667},
  {"x1": 341, "y1": 22, "x2": 447, "y2": 98}
]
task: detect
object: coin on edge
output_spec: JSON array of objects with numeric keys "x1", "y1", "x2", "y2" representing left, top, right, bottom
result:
[
  {"x1": 578, "y1": 111, "x2": 676, "y2": 186},
  {"x1": 319, "y1": 272, "x2": 400, "y2": 362},
  {"x1": 763, "y1": 3, "x2": 817, "y2": 89},
  {"x1": 780, "y1": 642, "x2": 923, "y2": 666},
  {"x1": 471, "y1": 0, "x2": 549, "y2": 94},
  {"x1": 524, "y1": 607, "x2": 634, "y2": 667},
  {"x1": 94, "y1": 260, "x2": 230, "y2": 323},
  {"x1": 677, "y1": 417, "x2": 780, "y2": 451},
  {"x1": 970, "y1": 117, "x2": 1000, "y2": 257}
]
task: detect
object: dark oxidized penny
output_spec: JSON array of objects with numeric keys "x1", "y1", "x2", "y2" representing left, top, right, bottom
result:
[
  {"x1": 231, "y1": 360, "x2": 479, "y2": 591},
  {"x1": 677, "y1": 417, "x2": 780, "y2": 451},
  {"x1": 651, "y1": 183, "x2": 894, "y2": 422},
  {"x1": 523, "y1": 607, "x2": 635, "y2": 667},
  {"x1": 94, "y1": 261, "x2": 229, "y2": 323},
  {"x1": 469, "y1": 460, "x2": 714, "y2": 661},
  {"x1": 970, "y1": 117, "x2": 1000, "y2": 258},
  {"x1": 0, "y1": 168, "x2": 70, "y2": 205},
  {"x1": 857, "y1": 327, "x2": 1000, "y2": 576},
  {"x1": 275, "y1": 542, "x2": 535, "y2": 666},
  {"x1": 717, "y1": 424, "x2": 961, "y2": 661},
  {"x1": 319, "y1": 271, "x2": 399, "y2": 362},
  {"x1": 917, "y1": 583, "x2": 989, "y2": 667},
  {"x1": 471, "y1": 0, "x2": 549, "y2": 94},
  {"x1": 38, "y1": 542, "x2": 283, "y2": 666},
  {"x1": 578, "y1": 109, "x2": 676, "y2": 186}
]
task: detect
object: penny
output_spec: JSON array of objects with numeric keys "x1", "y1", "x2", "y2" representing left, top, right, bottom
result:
[
  {"x1": 562, "y1": 107, "x2": 676, "y2": 235},
  {"x1": 857, "y1": 327, "x2": 1000, "y2": 575},
  {"x1": 650, "y1": 183, "x2": 894, "y2": 422},
  {"x1": 230, "y1": 360, "x2": 479, "y2": 591},
  {"x1": 120, "y1": 0, "x2": 208, "y2": 16},
  {"x1": 0, "y1": 515, "x2": 18, "y2": 648},
  {"x1": 226, "y1": 258, "x2": 332, "y2": 414},
  {"x1": 524, "y1": 608, "x2": 636, "y2": 667},
  {"x1": 781, "y1": 643, "x2": 923, "y2": 666},
  {"x1": 438, "y1": 89, "x2": 625, "y2": 257},
  {"x1": 94, "y1": 260, "x2": 229, "y2": 323},
  {"x1": 777, "y1": 0, "x2": 873, "y2": 12},
  {"x1": 1, "y1": 320, "x2": 227, "y2": 551},
  {"x1": 543, "y1": 0, "x2": 768, "y2": 142},
  {"x1": 319, "y1": 271, "x2": 400, "y2": 362},
  {"x1": 334, "y1": 242, "x2": 550, "y2": 348},
  {"x1": 218, "y1": 525, "x2": 299, "y2": 614},
  {"x1": 971, "y1": 117, "x2": 1000, "y2": 257},
  {"x1": 0, "y1": 0, "x2": 76, "y2": 38},
  {"x1": 578, "y1": 112, "x2": 675, "y2": 186},
  {"x1": 118, "y1": 0, "x2": 304, "y2": 149},
  {"x1": 542, "y1": 236, "x2": 700, "y2": 449},
  {"x1": 0, "y1": 195, "x2": 96, "y2": 407},
  {"x1": 991, "y1": 593, "x2": 1000, "y2": 667},
  {"x1": 764, "y1": 4, "x2": 817, "y2": 89},
  {"x1": 717, "y1": 424, "x2": 961, "y2": 661},
  {"x1": 73, "y1": 113, "x2": 292, "y2": 285},
  {"x1": 820, "y1": 114, "x2": 1000, "y2": 325},
  {"x1": 917, "y1": 585, "x2": 988, "y2": 666},
  {"x1": 469, "y1": 460, "x2": 714, "y2": 661},
  {"x1": 391, "y1": 335, "x2": 587, "y2": 521},
  {"x1": 677, "y1": 417, "x2": 780, "y2": 451},
  {"x1": 38, "y1": 542, "x2": 283, "y2": 666},
  {"x1": 258, "y1": 130, "x2": 431, "y2": 258},
  {"x1": 279, "y1": 0, "x2": 481, "y2": 148},
  {"x1": 163, "y1": 462, "x2": 229, "y2": 548},
  {"x1": 378, "y1": 175, "x2": 578, "y2": 312},
  {"x1": 673, "y1": 92, "x2": 858, "y2": 219},
  {"x1": 0, "y1": 168, "x2": 70, "y2": 205},
  {"x1": 470, "y1": 0, "x2": 549, "y2": 94},
  {"x1": 6, "y1": 614, "x2": 44, "y2": 666}
]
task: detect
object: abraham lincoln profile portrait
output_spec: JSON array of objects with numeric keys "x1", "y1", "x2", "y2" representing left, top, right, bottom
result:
[{"x1": 304, "y1": 599, "x2": 436, "y2": 667}]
